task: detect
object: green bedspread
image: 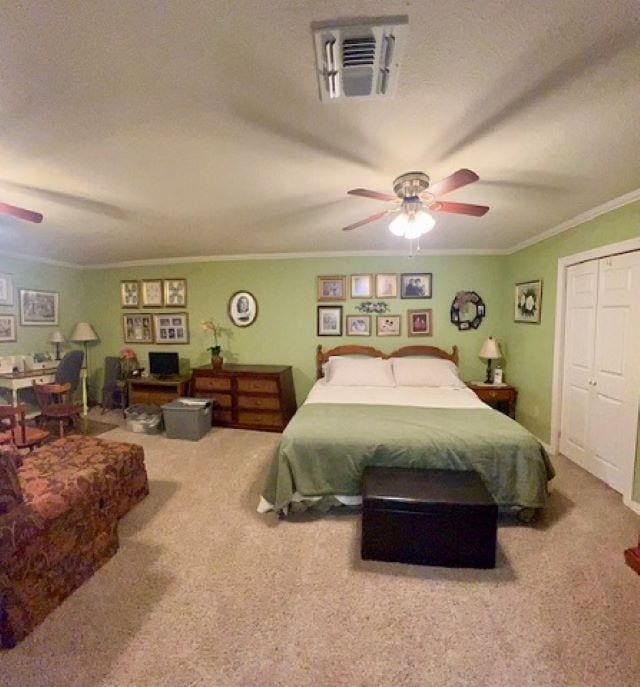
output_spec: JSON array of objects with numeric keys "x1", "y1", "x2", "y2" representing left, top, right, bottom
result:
[{"x1": 262, "y1": 404, "x2": 555, "y2": 514}]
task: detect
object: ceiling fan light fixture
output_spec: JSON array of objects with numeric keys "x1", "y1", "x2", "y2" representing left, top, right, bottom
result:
[{"x1": 389, "y1": 210, "x2": 435, "y2": 239}]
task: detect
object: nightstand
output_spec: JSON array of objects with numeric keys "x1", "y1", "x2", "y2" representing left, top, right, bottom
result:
[{"x1": 466, "y1": 382, "x2": 517, "y2": 418}]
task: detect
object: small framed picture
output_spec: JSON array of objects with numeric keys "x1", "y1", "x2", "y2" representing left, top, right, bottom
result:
[
  {"x1": 400, "y1": 273, "x2": 432, "y2": 299},
  {"x1": 346, "y1": 315, "x2": 371, "y2": 336},
  {"x1": 0, "y1": 272, "x2": 14, "y2": 306},
  {"x1": 375, "y1": 274, "x2": 397, "y2": 298},
  {"x1": 120, "y1": 280, "x2": 140, "y2": 308},
  {"x1": 514, "y1": 280, "x2": 543, "y2": 323},
  {"x1": 408, "y1": 309, "x2": 433, "y2": 337},
  {"x1": 0, "y1": 315, "x2": 16, "y2": 342},
  {"x1": 19, "y1": 289, "x2": 59, "y2": 326},
  {"x1": 153, "y1": 313, "x2": 189, "y2": 344},
  {"x1": 228, "y1": 291, "x2": 258, "y2": 327},
  {"x1": 122, "y1": 313, "x2": 154, "y2": 343},
  {"x1": 317, "y1": 306, "x2": 343, "y2": 336},
  {"x1": 376, "y1": 314, "x2": 401, "y2": 336},
  {"x1": 317, "y1": 275, "x2": 346, "y2": 301},
  {"x1": 350, "y1": 274, "x2": 372, "y2": 299},
  {"x1": 164, "y1": 278, "x2": 187, "y2": 307},
  {"x1": 141, "y1": 279, "x2": 164, "y2": 307}
]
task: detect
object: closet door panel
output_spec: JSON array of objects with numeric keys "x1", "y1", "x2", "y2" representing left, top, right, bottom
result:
[{"x1": 559, "y1": 261, "x2": 599, "y2": 464}]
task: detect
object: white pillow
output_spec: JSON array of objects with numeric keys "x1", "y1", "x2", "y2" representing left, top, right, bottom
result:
[
  {"x1": 391, "y1": 357, "x2": 465, "y2": 388},
  {"x1": 325, "y1": 357, "x2": 396, "y2": 387}
]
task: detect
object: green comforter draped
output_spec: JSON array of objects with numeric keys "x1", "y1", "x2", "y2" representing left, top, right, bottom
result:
[{"x1": 262, "y1": 404, "x2": 554, "y2": 514}]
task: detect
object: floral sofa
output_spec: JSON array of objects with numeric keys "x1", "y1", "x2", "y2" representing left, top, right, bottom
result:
[{"x1": 0, "y1": 435, "x2": 149, "y2": 648}]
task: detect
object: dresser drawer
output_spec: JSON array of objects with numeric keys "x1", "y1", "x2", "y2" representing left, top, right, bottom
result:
[
  {"x1": 195, "y1": 392, "x2": 232, "y2": 408},
  {"x1": 212, "y1": 409, "x2": 233, "y2": 425},
  {"x1": 237, "y1": 411, "x2": 283, "y2": 428},
  {"x1": 194, "y1": 376, "x2": 231, "y2": 392},
  {"x1": 237, "y1": 395, "x2": 281, "y2": 411},
  {"x1": 483, "y1": 389, "x2": 510, "y2": 402},
  {"x1": 237, "y1": 378, "x2": 278, "y2": 394}
]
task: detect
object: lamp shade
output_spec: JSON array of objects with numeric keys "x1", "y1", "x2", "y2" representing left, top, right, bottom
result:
[
  {"x1": 479, "y1": 336, "x2": 502, "y2": 360},
  {"x1": 71, "y1": 322, "x2": 98, "y2": 342},
  {"x1": 50, "y1": 331, "x2": 65, "y2": 343}
]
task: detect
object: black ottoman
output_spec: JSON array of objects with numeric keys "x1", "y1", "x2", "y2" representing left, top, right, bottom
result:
[{"x1": 361, "y1": 467, "x2": 498, "y2": 568}]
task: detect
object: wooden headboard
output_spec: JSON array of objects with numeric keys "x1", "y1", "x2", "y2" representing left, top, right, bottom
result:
[{"x1": 316, "y1": 344, "x2": 459, "y2": 379}]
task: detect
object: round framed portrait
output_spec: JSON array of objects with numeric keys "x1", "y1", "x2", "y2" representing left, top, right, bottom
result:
[{"x1": 228, "y1": 291, "x2": 258, "y2": 327}]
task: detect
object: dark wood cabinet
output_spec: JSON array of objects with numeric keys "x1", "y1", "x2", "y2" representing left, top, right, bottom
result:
[
  {"x1": 191, "y1": 364, "x2": 296, "y2": 432},
  {"x1": 128, "y1": 375, "x2": 192, "y2": 406}
]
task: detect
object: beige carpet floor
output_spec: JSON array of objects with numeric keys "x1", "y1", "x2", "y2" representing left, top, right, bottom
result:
[{"x1": 2, "y1": 422, "x2": 639, "y2": 687}]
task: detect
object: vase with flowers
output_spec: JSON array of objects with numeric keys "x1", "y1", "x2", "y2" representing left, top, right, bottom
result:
[
  {"x1": 201, "y1": 319, "x2": 224, "y2": 368},
  {"x1": 119, "y1": 347, "x2": 139, "y2": 378}
]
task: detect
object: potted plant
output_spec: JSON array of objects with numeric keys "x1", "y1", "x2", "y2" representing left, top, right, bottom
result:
[{"x1": 201, "y1": 319, "x2": 224, "y2": 368}]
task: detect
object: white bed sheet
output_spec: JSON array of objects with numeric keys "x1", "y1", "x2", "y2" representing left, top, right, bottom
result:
[{"x1": 304, "y1": 380, "x2": 487, "y2": 409}]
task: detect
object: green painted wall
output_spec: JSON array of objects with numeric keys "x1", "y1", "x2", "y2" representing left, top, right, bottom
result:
[
  {"x1": 0, "y1": 254, "x2": 85, "y2": 360},
  {"x1": 82, "y1": 255, "x2": 508, "y2": 404},
  {"x1": 504, "y1": 200, "x2": 640, "y2": 441}
]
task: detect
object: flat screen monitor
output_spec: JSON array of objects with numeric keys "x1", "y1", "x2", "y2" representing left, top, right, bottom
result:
[{"x1": 149, "y1": 352, "x2": 179, "y2": 378}]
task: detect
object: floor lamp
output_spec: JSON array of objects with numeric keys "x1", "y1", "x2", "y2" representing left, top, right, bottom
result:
[{"x1": 71, "y1": 322, "x2": 98, "y2": 415}]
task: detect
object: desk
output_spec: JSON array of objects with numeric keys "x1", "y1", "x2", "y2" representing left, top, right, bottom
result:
[
  {"x1": 128, "y1": 375, "x2": 191, "y2": 406},
  {"x1": 0, "y1": 368, "x2": 89, "y2": 416},
  {"x1": 0, "y1": 369, "x2": 58, "y2": 418}
]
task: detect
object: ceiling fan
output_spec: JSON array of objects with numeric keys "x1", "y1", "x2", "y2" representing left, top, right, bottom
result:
[
  {"x1": 0, "y1": 202, "x2": 43, "y2": 224},
  {"x1": 343, "y1": 168, "x2": 489, "y2": 239}
]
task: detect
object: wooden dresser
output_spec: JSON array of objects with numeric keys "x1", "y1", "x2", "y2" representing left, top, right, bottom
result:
[{"x1": 191, "y1": 364, "x2": 296, "y2": 432}]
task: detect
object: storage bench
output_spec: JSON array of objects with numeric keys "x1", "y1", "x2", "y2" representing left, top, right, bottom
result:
[{"x1": 361, "y1": 467, "x2": 497, "y2": 568}]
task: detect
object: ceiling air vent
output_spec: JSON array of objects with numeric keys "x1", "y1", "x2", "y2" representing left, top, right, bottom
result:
[{"x1": 312, "y1": 17, "x2": 408, "y2": 101}]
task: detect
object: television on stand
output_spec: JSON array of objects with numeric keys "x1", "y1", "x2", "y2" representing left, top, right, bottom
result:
[{"x1": 149, "y1": 352, "x2": 180, "y2": 379}]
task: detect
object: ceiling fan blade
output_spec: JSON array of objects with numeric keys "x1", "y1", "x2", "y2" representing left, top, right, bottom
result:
[
  {"x1": 347, "y1": 188, "x2": 397, "y2": 202},
  {"x1": 428, "y1": 168, "x2": 479, "y2": 198},
  {"x1": 429, "y1": 201, "x2": 489, "y2": 217},
  {"x1": 0, "y1": 202, "x2": 43, "y2": 223},
  {"x1": 342, "y1": 210, "x2": 392, "y2": 231}
]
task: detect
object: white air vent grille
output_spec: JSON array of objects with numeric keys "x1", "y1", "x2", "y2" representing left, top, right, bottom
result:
[{"x1": 312, "y1": 18, "x2": 408, "y2": 101}]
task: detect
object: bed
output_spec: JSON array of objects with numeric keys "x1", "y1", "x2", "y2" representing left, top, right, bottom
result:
[{"x1": 258, "y1": 344, "x2": 554, "y2": 519}]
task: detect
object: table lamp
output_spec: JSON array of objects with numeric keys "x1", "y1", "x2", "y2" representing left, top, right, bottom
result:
[
  {"x1": 71, "y1": 322, "x2": 98, "y2": 414},
  {"x1": 479, "y1": 336, "x2": 502, "y2": 384},
  {"x1": 49, "y1": 331, "x2": 65, "y2": 360}
]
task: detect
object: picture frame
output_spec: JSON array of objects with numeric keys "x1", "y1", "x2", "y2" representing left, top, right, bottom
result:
[
  {"x1": 317, "y1": 305, "x2": 343, "y2": 336},
  {"x1": 408, "y1": 309, "x2": 433, "y2": 337},
  {"x1": 120, "y1": 280, "x2": 140, "y2": 308},
  {"x1": 141, "y1": 279, "x2": 164, "y2": 307},
  {"x1": 375, "y1": 274, "x2": 397, "y2": 298},
  {"x1": 350, "y1": 274, "x2": 373, "y2": 299},
  {"x1": 122, "y1": 313, "x2": 154, "y2": 344},
  {"x1": 346, "y1": 314, "x2": 371, "y2": 336},
  {"x1": 19, "y1": 289, "x2": 59, "y2": 326},
  {"x1": 153, "y1": 313, "x2": 190, "y2": 344},
  {"x1": 0, "y1": 272, "x2": 14, "y2": 306},
  {"x1": 228, "y1": 291, "x2": 258, "y2": 327},
  {"x1": 514, "y1": 280, "x2": 543, "y2": 324},
  {"x1": 163, "y1": 278, "x2": 188, "y2": 307},
  {"x1": 317, "y1": 275, "x2": 346, "y2": 301},
  {"x1": 450, "y1": 291, "x2": 486, "y2": 331},
  {"x1": 376, "y1": 314, "x2": 401, "y2": 336},
  {"x1": 0, "y1": 315, "x2": 16, "y2": 342},
  {"x1": 400, "y1": 273, "x2": 432, "y2": 299}
]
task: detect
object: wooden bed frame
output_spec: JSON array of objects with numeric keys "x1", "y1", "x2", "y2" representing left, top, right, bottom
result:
[{"x1": 316, "y1": 344, "x2": 459, "y2": 379}]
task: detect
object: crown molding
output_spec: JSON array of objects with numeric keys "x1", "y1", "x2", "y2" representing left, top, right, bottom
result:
[
  {"x1": 507, "y1": 187, "x2": 640, "y2": 254},
  {"x1": 2, "y1": 187, "x2": 638, "y2": 268},
  {"x1": 82, "y1": 247, "x2": 509, "y2": 269}
]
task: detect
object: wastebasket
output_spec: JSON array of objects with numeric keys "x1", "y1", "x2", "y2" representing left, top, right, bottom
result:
[
  {"x1": 161, "y1": 398, "x2": 212, "y2": 441},
  {"x1": 124, "y1": 404, "x2": 163, "y2": 434}
]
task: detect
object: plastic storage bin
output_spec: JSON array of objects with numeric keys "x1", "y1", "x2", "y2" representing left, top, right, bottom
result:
[
  {"x1": 161, "y1": 398, "x2": 212, "y2": 441},
  {"x1": 125, "y1": 404, "x2": 163, "y2": 434}
]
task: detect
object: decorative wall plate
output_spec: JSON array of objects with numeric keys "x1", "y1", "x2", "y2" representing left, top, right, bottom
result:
[{"x1": 355, "y1": 301, "x2": 390, "y2": 314}]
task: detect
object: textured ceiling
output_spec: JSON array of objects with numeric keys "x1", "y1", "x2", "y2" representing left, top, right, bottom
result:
[{"x1": 0, "y1": 0, "x2": 638, "y2": 265}]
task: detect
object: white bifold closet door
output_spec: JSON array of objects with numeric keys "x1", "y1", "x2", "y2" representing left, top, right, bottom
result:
[{"x1": 560, "y1": 251, "x2": 640, "y2": 493}]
